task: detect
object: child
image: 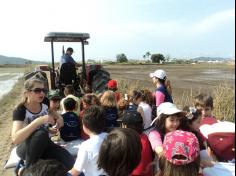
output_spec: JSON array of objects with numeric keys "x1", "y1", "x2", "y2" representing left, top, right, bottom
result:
[
  {"x1": 149, "y1": 102, "x2": 185, "y2": 157},
  {"x1": 137, "y1": 89, "x2": 153, "y2": 132},
  {"x1": 194, "y1": 93, "x2": 218, "y2": 126},
  {"x1": 79, "y1": 93, "x2": 100, "y2": 140},
  {"x1": 180, "y1": 106, "x2": 213, "y2": 168},
  {"x1": 22, "y1": 159, "x2": 68, "y2": 176},
  {"x1": 69, "y1": 105, "x2": 107, "y2": 176},
  {"x1": 121, "y1": 111, "x2": 153, "y2": 176},
  {"x1": 149, "y1": 69, "x2": 173, "y2": 108},
  {"x1": 200, "y1": 121, "x2": 235, "y2": 176},
  {"x1": 48, "y1": 89, "x2": 62, "y2": 112},
  {"x1": 60, "y1": 85, "x2": 80, "y2": 115},
  {"x1": 126, "y1": 90, "x2": 142, "y2": 112},
  {"x1": 100, "y1": 90, "x2": 119, "y2": 132},
  {"x1": 157, "y1": 130, "x2": 200, "y2": 176},
  {"x1": 107, "y1": 79, "x2": 121, "y2": 103},
  {"x1": 60, "y1": 97, "x2": 81, "y2": 142},
  {"x1": 97, "y1": 128, "x2": 142, "y2": 176}
]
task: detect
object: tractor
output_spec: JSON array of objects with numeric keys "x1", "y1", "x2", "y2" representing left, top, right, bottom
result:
[{"x1": 25, "y1": 32, "x2": 110, "y2": 97}]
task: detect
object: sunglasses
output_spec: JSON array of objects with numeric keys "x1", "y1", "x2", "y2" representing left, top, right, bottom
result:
[{"x1": 30, "y1": 88, "x2": 48, "y2": 94}]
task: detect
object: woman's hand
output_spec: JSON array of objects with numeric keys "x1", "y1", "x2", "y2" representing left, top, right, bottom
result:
[{"x1": 55, "y1": 115, "x2": 64, "y2": 129}]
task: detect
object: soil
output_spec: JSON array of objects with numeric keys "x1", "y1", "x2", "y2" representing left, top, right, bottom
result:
[{"x1": 0, "y1": 63, "x2": 234, "y2": 175}]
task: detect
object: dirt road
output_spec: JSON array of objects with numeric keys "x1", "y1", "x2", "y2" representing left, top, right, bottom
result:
[{"x1": 0, "y1": 79, "x2": 23, "y2": 175}]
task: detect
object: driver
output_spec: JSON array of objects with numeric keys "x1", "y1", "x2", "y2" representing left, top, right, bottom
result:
[{"x1": 60, "y1": 47, "x2": 81, "y2": 67}]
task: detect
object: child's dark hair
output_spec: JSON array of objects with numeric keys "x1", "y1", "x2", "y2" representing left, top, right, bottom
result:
[
  {"x1": 82, "y1": 105, "x2": 105, "y2": 134},
  {"x1": 63, "y1": 97, "x2": 76, "y2": 111},
  {"x1": 180, "y1": 106, "x2": 202, "y2": 131},
  {"x1": 97, "y1": 128, "x2": 142, "y2": 176},
  {"x1": 22, "y1": 159, "x2": 67, "y2": 176},
  {"x1": 140, "y1": 89, "x2": 154, "y2": 106},
  {"x1": 155, "y1": 114, "x2": 182, "y2": 141},
  {"x1": 194, "y1": 93, "x2": 213, "y2": 108},
  {"x1": 130, "y1": 90, "x2": 142, "y2": 104}
]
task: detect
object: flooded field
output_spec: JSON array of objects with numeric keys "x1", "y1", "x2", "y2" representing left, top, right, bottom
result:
[
  {"x1": 104, "y1": 63, "x2": 235, "y2": 95},
  {"x1": 0, "y1": 68, "x2": 25, "y2": 100}
]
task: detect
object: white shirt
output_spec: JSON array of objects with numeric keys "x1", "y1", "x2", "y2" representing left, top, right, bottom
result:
[
  {"x1": 73, "y1": 132, "x2": 107, "y2": 176},
  {"x1": 203, "y1": 162, "x2": 235, "y2": 176},
  {"x1": 138, "y1": 102, "x2": 152, "y2": 130}
]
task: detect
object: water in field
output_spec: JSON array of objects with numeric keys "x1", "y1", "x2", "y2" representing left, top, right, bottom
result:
[{"x1": 0, "y1": 69, "x2": 24, "y2": 100}]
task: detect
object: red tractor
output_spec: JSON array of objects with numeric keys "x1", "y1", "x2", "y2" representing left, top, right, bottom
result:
[{"x1": 28, "y1": 32, "x2": 110, "y2": 97}]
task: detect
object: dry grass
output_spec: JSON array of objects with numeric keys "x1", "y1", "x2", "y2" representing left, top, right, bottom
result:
[
  {"x1": 212, "y1": 83, "x2": 235, "y2": 122},
  {"x1": 116, "y1": 79, "x2": 235, "y2": 122}
]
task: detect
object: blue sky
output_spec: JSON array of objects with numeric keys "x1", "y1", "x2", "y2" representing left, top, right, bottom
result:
[{"x1": 0, "y1": 0, "x2": 234, "y2": 62}]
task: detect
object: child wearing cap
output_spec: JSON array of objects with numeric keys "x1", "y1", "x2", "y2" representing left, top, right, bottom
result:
[
  {"x1": 200, "y1": 121, "x2": 235, "y2": 176},
  {"x1": 48, "y1": 89, "x2": 62, "y2": 112},
  {"x1": 60, "y1": 97, "x2": 81, "y2": 142},
  {"x1": 157, "y1": 130, "x2": 201, "y2": 176},
  {"x1": 194, "y1": 93, "x2": 218, "y2": 126},
  {"x1": 149, "y1": 102, "x2": 185, "y2": 157},
  {"x1": 69, "y1": 105, "x2": 107, "y2": 176},
  {"x1": 121, "y1": 111, "x2": 153, "y2": 176},
  {"x1": 149, "y1": 69, "x2": 173, "y2": 108},
  {"x1": 107, "y1": 79, "x2": 121, "y2": 103}
]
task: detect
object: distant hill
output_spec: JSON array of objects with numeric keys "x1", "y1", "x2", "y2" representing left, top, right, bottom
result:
[
  {"x1": 0, "y1": 55, "x2": 47, "y2": 65},
  {"x1": 191, "y1": 57, "x2": 232, "y2": 61}
]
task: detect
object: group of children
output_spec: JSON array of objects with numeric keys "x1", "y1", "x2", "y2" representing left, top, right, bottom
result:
[{"x1": 12, "y1": 70, "x2": 235, "y2": 176}]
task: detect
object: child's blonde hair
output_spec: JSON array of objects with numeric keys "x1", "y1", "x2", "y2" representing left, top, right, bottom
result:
[{"x1": 100, "y1": 90, "x2": 117, "y2": 108}]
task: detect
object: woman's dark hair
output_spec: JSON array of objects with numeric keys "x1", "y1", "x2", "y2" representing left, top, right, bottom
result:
[
  {"x1": 82, "y1": 105, "x2": 105, "y2": 134},
  {"x1": 97, "y1": 128, "x2": 142, "y2": 176},
  {"x1": 157, "y1": 155, "x2": 200, "y2": 176}
]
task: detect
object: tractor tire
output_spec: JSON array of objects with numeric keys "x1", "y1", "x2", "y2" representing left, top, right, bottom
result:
[{"x1": 90, "y1": 70, "x2": 110, "y2": 94}]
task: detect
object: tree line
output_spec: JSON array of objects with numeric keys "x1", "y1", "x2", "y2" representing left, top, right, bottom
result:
[{"x1": 116, "y1": 52, "x2": 166, "y2": 63}]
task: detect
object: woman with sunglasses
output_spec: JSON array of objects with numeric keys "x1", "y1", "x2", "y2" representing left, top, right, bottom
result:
[{"x1": 11, "y1": 78, "x2": 74, "y2": 175}]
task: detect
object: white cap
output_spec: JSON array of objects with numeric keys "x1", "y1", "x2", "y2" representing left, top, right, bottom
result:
[
  {"x1": 149, "y1": 69, "x2": 167, "y2": 79},
  {"x1": 150, "y1": 102, "x2": 184, "y2": 126},
  {"x1": 200, "y1": 121, "x2": 235, "y2": 139}
]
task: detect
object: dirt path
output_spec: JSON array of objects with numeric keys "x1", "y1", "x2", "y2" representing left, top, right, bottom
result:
[{"x1": 0, "y1": 79, "x2": 23, "y2": 176}]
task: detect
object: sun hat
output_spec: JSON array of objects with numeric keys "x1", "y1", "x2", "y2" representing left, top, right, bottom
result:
[
  {"x1": 149, "y1": 69, "x2": 166, "y2": 79},
  {"x1": 200, "y1": 121, "x2": 235, "y2": 161},
  {"x1": 150, "y1": 102, "x2": 185, "y2": 126},
  {"x1": 107, "y1": 79, "x2": 118, "y2": 89},
  {"x1": 163, "y1": 130, "x2": 200, "y2": 165},
  {"x1": 48, "y1": 90, "x2": 61, "y2": 100},
  {"x1": 122, "y1": 111, "x2": 143, "y2": 124}
]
